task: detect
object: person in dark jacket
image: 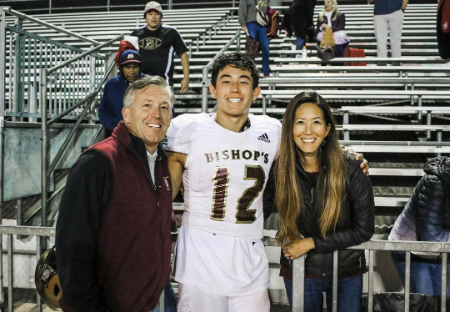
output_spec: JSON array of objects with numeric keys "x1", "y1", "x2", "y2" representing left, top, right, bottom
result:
[
  {"x1": 98, "y1": 50, "x2": 145, "y2": 134},
  {"x1": 284, "y1": 0, "x2": 317, "y2": 50},
  {"x1": 56, "y1": 76, "x2": 174, "y2": 312},
  {"x1": 274, "y1": 91, "x2": 375, "y2": 312},
  {"x1": 389, "y1": 156, "x2": 450, "y2": 298},
  {"x1": 316, "y1": 0, "x2": 350, "y2": 57}
]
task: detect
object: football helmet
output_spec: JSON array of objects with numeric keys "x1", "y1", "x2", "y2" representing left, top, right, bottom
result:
[{"x1": 35, "y1": 246, "x2": 62, "y2": 310}]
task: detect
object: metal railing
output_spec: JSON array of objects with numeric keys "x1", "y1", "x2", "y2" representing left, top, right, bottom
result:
[
  {"x1": 0, "y1": 224, "x2": 166, "y2": 311},
  {"x1": 0, "y1": 6, "x2": 104, "y2": 122},
  {"x1": 0, "y1": 226, "x2": 449, "y2": 311},
  {"x1": 262, "y1": 238, "x2": 450, "y2": 312},
  {"x1": 0, "y1": 6, "x2": 124, "y2": 234},
  {"x1": 201, "y1": 30, "x2": 241, "y2": 112},
  {"x1": 0, "y1": 225, "x2": 55, "y2": 312},
  {"x1": 40, "y1": 36, "x2": 122, "y2": 228},
  {"x1": 4, "y1": 0, "x2": 439, "y2": 14}
]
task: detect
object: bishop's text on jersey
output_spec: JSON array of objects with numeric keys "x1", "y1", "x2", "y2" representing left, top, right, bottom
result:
[{"x1": 205, "y1": 150, "x2": 269, "y2": 164}]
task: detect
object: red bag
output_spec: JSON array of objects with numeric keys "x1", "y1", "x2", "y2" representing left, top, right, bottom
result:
[
  {"x1": 439, "y1": 0, "x2": 450, "y2": 33},
  {"x1": 245, "y1": 35, "x2": 260, "y2": 59},
  {"x1": 438, "y1": 0, "x2": 450, "y2": 59},
  {"x1": 344, "y1": 47, "x2": 367, "y2": 66}
]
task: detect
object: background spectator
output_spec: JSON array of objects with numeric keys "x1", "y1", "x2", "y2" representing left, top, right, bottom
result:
[
  {"x1": 389, "y1": 156, "x2": 450, "y2": 298},
  {"x1": 98, "y1": 50, "x2": 144, "y2": 136},
  {"x1": 368, "y1": 0, "x2": 408, "y2": 58},
  {"x1": 284, "y1": 0, "x2": 317, "y2": 51},
  {"x1": 316, "y1": 0, "x2": 350, "y2": 57},
  {"x1": 274, "y1": 91, "x2": 375, "y2": 312},
  {"x1": 131, "y1": 1, "x2": 190, "y2": 93},
  {"x1": 239, "y1": 0, "x2": 271, "y2": 77}
]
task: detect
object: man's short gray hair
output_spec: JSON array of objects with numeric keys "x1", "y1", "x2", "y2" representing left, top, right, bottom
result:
[{"x1": 123, "y1": 76, "x2": 175, "y2": 108}]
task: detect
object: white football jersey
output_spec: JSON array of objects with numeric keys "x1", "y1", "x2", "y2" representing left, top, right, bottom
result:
[{"x1": 165, "y1": 113, "x2": 281, "y2": 240}]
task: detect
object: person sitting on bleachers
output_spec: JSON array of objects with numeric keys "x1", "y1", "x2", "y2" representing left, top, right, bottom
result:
[
  {"x1": 316, "y1": 0, "x2": 350, "y2": 58},
  {"x1": 98, "y1": 50, "x2": 144, "y2": 136},
  {"x1": 389, "y1": 156, "x2": 450, "y2": 298}
]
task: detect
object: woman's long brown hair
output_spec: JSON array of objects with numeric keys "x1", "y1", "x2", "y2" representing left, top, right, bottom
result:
[{"x1": 276, "y1": 92, "x2": 345, "y2": 246}]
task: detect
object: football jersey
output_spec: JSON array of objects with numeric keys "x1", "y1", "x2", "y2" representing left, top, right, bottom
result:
[{"x1": 165, "y1": 113, "x2": 281, "y2": 240}]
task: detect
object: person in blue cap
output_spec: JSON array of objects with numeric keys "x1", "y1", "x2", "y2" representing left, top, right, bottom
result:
[{"x1": 98, "y1": 50, "x2": 145, "y2": 136}]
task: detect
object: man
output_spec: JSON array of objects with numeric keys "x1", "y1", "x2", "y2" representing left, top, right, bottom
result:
[
  {"x1": 98, "y1": 49, "x2": 144, "y2": 135},
  {"x1": 368, "y1": 0, "x2": 408, "y2": 58},
  {"x1": 56, "y1": 76, "x2": 174, "y2": 312},
  {"x1": 131, "y1": 1, "x2": 190, "y2": 93}
]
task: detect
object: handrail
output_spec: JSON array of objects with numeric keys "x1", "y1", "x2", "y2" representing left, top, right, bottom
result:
[
  {"x1": 47, "y1": 61, "x2": 115, "y2": 176},
  {"x1": 274, "y1": 56, "x2": 447, "y2": 65},
  {"x1": 3, "y1": 6, "x2": 100, "y2": 46},
  {"x1": 261, "y1": 77, "x2": 450, "y2": 85},
  {"x1": 264, "y1": 238, "x2": 450, "y2": 312},
  {"x1": 41, "y1": 33, "x2": 123, "y2": 230},
  {"x1": 339, "y1": 140, "x2": 450, "y2": 146},
  {"x1": 201, "y1": 30, "x2": 241, "y2": 112},
  {"x1": 0, "y1": 225, "x2": 55, "y2": 236},
  {"x1": 47, "y1": 61, "x2": 115, "y2": 126},
  {"x1": 48, "y1": 34, "x2": 123, "y2": 74}
]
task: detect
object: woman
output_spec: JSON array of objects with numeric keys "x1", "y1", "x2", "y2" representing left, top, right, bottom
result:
[
  {"x1": 316, "y1": 0, "x2": 350, "y2": 57},
  {"x1": 238, "y1": 0, "x2": 271, "y2": 77},
  {"x1": 389, "y1": 156, "x2": 450, "y2": 298},
  {"x1": 275, "y1": 92, "x2": 375, "y2": 312}
]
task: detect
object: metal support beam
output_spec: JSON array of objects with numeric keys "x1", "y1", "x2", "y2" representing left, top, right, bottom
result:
[
  {"x1": 0, "y1": 7, "x2": 6, "y2": 118},
  {"x1": 16, "y1": 198, "x2": 22, "y2": 226},
  {"x1": 292, "y1": 255, "x2": 305, "y2": 312},
  {"x1": 40, "y1": 69, "x2": 48, "y2": 229},
  {"x1": 404, "y1": 252, "x2": 411, "y2": 312},
  {"x1": 7, "y1": 234, "x2": 13, "y2": 312},
  {"x1": 36, "y1": 237, "x2": 43, "y2": 312},
  {"x1": 368, "y1": 250, "x2": 375, "y2": 312},
  {"x1": 441, "y1": 253, "x2": 447, "y2": 312},
  {"x1": 13, "y1": 19, "x2": 23, "y2": 120},
  {"x1": 0, "y1": 117, "x2": 4, "y2": 306},
  {"x1": 332, "y1": 251, "x2": 338, "y2": 312},
  {"x1": 201, "y1": 66, "x2": 209, "y2": 113}
]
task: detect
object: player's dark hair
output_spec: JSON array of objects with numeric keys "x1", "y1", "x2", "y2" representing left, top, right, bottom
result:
[{"x1": 210, "y1": 52, "x2": 260, "y2": 89}]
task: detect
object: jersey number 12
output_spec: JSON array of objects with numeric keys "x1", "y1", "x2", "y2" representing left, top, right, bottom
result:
[{"x1": 211, "y1": 165, "x2": 265, "y2": 224}]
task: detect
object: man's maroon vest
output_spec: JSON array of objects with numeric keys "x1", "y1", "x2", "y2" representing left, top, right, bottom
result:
[{"x1": 90, "y1": 123, "x2": 172, "y2": 312}]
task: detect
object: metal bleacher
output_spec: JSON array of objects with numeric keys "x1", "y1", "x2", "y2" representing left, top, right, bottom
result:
[
  {"x1": 0, "y1": 2, "x2": 449, "y2": 310},
  {"x1": 2, "y1": 0, "x2": 448, "y2": 239}
]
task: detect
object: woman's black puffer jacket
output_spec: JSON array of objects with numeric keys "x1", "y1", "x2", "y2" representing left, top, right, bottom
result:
[
  {"x1": 280, "y1": 155, "x2": 375, "y2": 277},
  {"x1": 389, "y1": 156, "x2": 450, "y2": 244}
]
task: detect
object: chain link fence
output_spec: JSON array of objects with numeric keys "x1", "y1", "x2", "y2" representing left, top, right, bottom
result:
[{"x1": 3, "y1": 0, "x2": 439, "y2": 15}]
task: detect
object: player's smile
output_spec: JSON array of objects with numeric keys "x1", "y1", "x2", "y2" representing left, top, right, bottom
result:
[
  {"x1": 227, "y1": 97, "x2": 243, "y2": 103},
  {"x1": 209, "y1": 65, "x2": 261, "y2": 119}
]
